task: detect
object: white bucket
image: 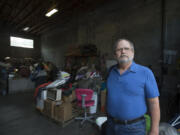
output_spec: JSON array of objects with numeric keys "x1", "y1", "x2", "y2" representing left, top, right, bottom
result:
[
  {"x1": 89, "y1": 92, "x2": 98, "y2": 114},
  {"x1": 41, "y1": 90, "x2": 47, "y2": 100},
  {"x1": 96, "y1": 117, "x2": 107, "y2": 129}
]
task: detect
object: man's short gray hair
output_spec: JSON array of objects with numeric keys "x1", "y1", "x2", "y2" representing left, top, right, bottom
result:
[{"x1": 113, "y1": 38, "x2": 135, "y2": 53}]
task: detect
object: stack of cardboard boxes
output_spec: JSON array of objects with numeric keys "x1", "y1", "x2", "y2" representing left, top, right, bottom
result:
[
  {"x1": 43, "y1": 88, "x2": 76, "y2": 123},
  {"x1": 43, "y1": 99, "x2": 72, "y2": 122}
]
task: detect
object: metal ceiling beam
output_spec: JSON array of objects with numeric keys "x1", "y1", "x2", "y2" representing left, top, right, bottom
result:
[
  {"x1": 0, "y1": 0, "x2": 110, "y2": 35},
  {"x1": 28, "y1": 0, "x2": 81, "y2": 34},
  {"x1": 5, "y1": 0, "x2": 20, "y2": 25},
  {"x1": 35, "y1": 0, "x2": 110, "y2": 35},
  {"x1": 11, "y1": 0, "x2": 34, "y2": 25},
  {"x1": 16, "y1": 0, "x2": 52, "y2": 31},
  {"x1": 29, "y1": 0, "x2": 79, "y2": 33},
  {"x1": 0, "y1": 0, "x2": 9, "y2": 16},
  {"x1": 26, "y1": 0, "x2": 68, "y2": 32},
  {"x1": 34, "y1": 0, "x2": 95, "y2": 33},
  {"x1": 32, "y1": 9, "x2": 78, "y2": 34},
  {"x1": 29, "y1": 18, "x2": 53, "y2": 34},
  {"x1": 15, "y1": 0, "x2": 50, "y2": 29}
]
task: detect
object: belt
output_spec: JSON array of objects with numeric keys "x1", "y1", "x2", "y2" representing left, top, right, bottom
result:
[{"x1": 109, "y1": 116, "x2": 145, "y2": 125}]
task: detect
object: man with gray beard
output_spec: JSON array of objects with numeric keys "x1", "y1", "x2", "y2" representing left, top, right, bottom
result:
[{"x1": 106, "y1": 39, "x2": 160, "y2": 135}]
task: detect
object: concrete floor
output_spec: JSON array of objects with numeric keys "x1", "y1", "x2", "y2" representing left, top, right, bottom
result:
[{"x1": 0, "y1": 92, "x2": 100, "y2": 135}]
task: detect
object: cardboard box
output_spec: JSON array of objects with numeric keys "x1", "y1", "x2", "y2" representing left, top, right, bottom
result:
[
  {"x1": 43, "y1": 99, "x2": 62, "y2": 118},
  {"x1": 101, "y1": 90, "x2": 107, "y2": 113},
  {"x1": 54, "y1": 102, "x2": 72, "y2": 122},
  {"x1": 62, "y1": 90, "x2": 76, "y2": 103},
  {"x1": 71, "y1": 90, "x2": 76, "y2": 101},
  {"x1": 63, "y1": 94, "x2": 72, "y2": 103}
]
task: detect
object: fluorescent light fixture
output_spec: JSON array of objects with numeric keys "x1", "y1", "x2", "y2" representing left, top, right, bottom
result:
[
  {"x1": 45, "y1": 8, "x2": 58, "y2": 17},
  {"x1": 23, "y1": 27, "x2": 29, "y2": 31}
]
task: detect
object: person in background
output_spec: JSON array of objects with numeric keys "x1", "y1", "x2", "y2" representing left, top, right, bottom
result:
[
  {"x1": 44, "y1": 61, "x2": 58, "y2": 81},
  {"x1": 106, "y1": 38, "x2": 160, "y2": 135},
  {"x1": 31, "y1": 63, "x2": 47, "y2": 87}
]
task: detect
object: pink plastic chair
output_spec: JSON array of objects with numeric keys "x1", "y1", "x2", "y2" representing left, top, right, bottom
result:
[{"x1": 75, "y1": 88, "x2": 95, "y2": 125}]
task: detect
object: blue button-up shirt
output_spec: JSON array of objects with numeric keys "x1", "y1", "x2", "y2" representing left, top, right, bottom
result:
[{"x1": 107, "y1": 62, "x2": 159, "y2": 120}]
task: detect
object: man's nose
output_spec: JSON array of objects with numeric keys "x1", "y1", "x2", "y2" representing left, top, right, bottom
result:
[{"x1": 121, "y1": 49, "x2": 126, "y2": 53}]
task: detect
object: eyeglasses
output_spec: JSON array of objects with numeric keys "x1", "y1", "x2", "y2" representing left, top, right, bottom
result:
[{"x1": 116, "y1": 47, "x2": 131, "y2": 52}]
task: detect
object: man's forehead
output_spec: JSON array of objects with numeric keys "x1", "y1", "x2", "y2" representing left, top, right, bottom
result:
[{"x1": 117, "y1": 40, "x2": 131, "y2": 48}]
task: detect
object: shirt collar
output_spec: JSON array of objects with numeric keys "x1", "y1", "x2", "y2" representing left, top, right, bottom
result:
[
  {"x1": 113, "y1": 61, "x2": 137, "y2": 73},
  {"x1": 128, "y1": 61, "x2": 137, "y2": 73}
]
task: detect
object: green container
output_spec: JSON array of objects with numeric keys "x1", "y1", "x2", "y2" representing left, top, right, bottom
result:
[{"x1": 144, "y1": 114, "x2": 151, "y2": 134}]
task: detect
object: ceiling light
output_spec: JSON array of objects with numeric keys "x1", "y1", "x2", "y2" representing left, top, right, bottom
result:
[
  {"x1": 45, "y1": 8, "x2": 58, "y2": 17},
  {"x1": 23, "y1": 27, "x2": 29, "y2": 31}
]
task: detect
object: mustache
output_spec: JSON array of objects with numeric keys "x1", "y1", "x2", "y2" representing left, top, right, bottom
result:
[{"x1": 120, "y1": 55, "x2": 128, "y2": 57}]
